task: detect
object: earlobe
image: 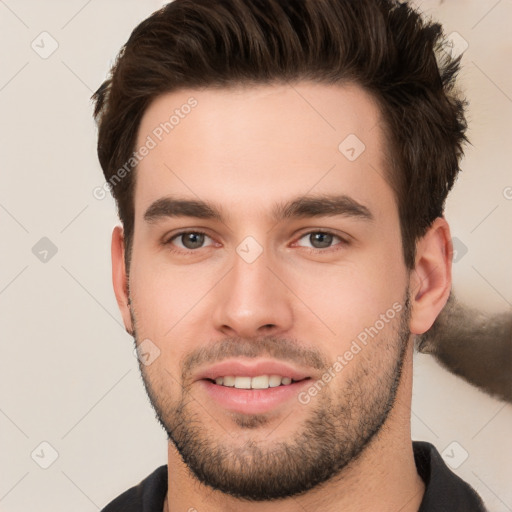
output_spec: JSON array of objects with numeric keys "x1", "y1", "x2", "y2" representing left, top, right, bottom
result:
[
  {"x1": 409, "y1": 217, "x2": 453, "y2": 335},
  {"x1": 111, "y1": 225, "x2": 134, "y2": 335}
]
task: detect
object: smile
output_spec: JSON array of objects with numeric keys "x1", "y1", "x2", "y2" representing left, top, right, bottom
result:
[{"x1": 208, "y1": 375, "x2": 306, "y2": 389}]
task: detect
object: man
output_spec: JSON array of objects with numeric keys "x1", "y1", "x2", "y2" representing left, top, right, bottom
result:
[{"x1": 93, "y1": 0, "x2": 488, "y2": 510}]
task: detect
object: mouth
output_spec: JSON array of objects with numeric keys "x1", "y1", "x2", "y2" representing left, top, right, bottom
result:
[
  {"x1": 195, "y1": 360, "x2": 314, "y2": 415},
  {"x1": 205, "y1": 375, "x2": 310, "y2": 389}
]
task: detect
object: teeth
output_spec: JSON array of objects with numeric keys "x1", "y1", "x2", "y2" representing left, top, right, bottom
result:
[
  {"x1": 268, "y1": 375, "x2": 282, "y2": 387},
  {"x1": 222, "y1": 376, "x2": 235, "y2": 387},
  {"x1": 234, "y1": 376, "x2": 252, "y2": 389},
  {"x1": 251, "y1": 375, "x2": 269, "y2": 389},
  {"x1": 213, "y1": 375, "x2": 297, "y2": 389}
]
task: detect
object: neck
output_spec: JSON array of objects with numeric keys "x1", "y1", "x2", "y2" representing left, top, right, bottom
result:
[{"x1": 165, "y1": 345, "x2": 425, "y2": 512}]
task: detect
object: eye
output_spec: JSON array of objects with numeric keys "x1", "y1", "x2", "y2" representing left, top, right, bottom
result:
[
  {"x1": 294, "y1": 230, "x2": 347, "y2": 252},
  {"x1": 164, "y1": 229, "x2": 348, "y2": 255},
  {"x1": 166, "y1": 230, "x2": 215, "y2": 252}
]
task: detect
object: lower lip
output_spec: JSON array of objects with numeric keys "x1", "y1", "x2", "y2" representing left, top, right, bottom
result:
[{"x1": 198, "y1": 379, "x2": 311, "y2": 415}]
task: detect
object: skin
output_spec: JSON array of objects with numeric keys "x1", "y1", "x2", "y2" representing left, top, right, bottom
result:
[{"x1": 111, "y1": 82, "x2": 453, "y2": 512}]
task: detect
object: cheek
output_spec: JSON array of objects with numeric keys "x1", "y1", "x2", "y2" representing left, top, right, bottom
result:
[
  {"x1": 129, "y1": 250, "x2": 227, "y2": 375},
  {"x1": 296, "y1": 276, "x2": 400, "y2": 345},
  {"x1": 129, "y1": 248, "x2": 207, "y2": 332},
  {"x1": 286, "y1": 247, "x2": 407, "y2": 350}
]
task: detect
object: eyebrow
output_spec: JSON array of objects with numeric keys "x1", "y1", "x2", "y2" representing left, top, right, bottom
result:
[{"x1": 143, "y1": 194, "x2": 374, "y2": 224}]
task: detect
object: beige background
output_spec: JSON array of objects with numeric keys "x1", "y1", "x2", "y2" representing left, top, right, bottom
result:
[{"x1": 1, "y1": 0, "x2": 511, "y2": 510}]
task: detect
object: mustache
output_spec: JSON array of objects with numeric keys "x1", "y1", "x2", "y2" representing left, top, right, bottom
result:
[
  {"x1": 128, "y1": 303, "x2": 329, "y2": 375},
  {"x1": 181, "y1": 336, "x2": 329, "y2": 379}
]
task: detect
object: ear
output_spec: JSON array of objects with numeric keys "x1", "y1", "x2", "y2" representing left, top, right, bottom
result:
[
  {"x1": 409, "y1": 217, "x2": 453, "y2": 335},
  {"x1": 111, "y1": 225, "x2": 134, "y2": 335}
]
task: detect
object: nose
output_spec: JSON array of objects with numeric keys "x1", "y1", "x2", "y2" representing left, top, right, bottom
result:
[{"x1": 212, "y1": 247, "x2": 294, "y2": 339}]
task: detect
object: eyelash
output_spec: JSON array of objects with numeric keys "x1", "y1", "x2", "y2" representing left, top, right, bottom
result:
[{"x1": 164, "y1": 229, "x2": 349, "y2": 255}]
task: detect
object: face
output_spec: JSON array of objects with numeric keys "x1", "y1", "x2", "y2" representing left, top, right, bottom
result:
[{"x1": 124, "y1": 82, "x2": 413, "y2": 499}]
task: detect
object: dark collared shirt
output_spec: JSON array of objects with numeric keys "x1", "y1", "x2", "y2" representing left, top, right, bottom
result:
[{"x1": 101, "y1": 440, "x2": 488, "y2": 511}]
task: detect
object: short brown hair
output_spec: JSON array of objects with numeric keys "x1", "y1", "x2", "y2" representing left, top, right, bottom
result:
[{"x1": 92, "y1": 0, "x2": 468, "y2": 271}]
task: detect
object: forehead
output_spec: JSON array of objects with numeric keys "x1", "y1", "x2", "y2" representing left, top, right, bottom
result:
[{"x1": 133, "y1": 82, "x2": 394, "y2": 225}]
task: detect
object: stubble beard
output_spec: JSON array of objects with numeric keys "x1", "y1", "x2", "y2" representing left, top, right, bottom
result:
[{"x1": 130, "y1": 294, "x2": 411, "y2": 501}]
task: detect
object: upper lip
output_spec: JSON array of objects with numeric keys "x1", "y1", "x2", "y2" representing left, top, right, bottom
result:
[{"x1": 195, "y1": 359, "x2": 311, "y2": 382}]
